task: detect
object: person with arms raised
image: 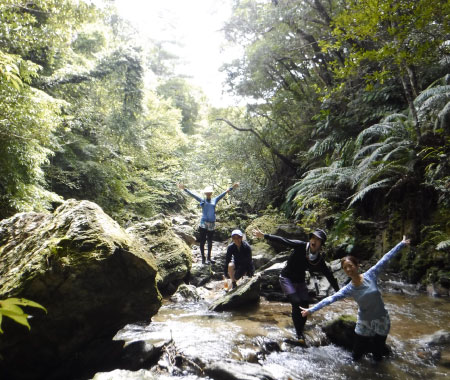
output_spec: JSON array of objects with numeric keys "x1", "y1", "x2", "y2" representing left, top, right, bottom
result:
[
  {"x1": 301, "y1": 236, "x2": 411, "y2": 361},
  {"x1": 253, "y1": 227, "x2": 339, "y2": 345},
  {"x1": 178, "y1": 183, "x2": 239, "y2": 264}
]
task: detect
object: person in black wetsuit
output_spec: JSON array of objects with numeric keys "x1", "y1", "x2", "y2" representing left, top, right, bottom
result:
[
  {"x1": 253, "y1": 227, "x2": 339, "y2": 344},
  {"x1": 224, "y1": 229, "x2": 255, "y2": 289}
]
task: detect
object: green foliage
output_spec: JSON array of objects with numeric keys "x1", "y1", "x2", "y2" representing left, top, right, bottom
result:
[
  {"x1": 286, "y1": 105, "x2": 420, "y2": 215},
  {"x1": 327, "y1": 210, "x2": 356, "y2": 253},
  {"x1": 289, "y1": 194, "x2": 333, "y2": 228},
  {"x1": 0, "y1": 50, "x2": 63, "y2": 218},
  {"x1": 157, "y1": 78, "x2": 201, "y2": 135},
  {"x1": 319, "y1": 0, "x2": 449, "y2": 130},
  {"x1": 0, "y1": 298, "x2": 46, "y2": 333}
]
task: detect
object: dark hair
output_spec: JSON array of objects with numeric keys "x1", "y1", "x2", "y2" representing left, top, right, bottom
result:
[{"x1": 341, "y1": 255, "x2": 359, "y2": 268}]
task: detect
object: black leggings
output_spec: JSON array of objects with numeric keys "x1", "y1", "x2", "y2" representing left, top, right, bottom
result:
[
  {"x1": 199, "y1": 227, "x2": 214, "y2": 259},
  {"x1": 353, "y1": 333, "x2": 389, "y2": 361},
  {"x1": 288, "y1": 293, "x2": 309, "y2": 338}
]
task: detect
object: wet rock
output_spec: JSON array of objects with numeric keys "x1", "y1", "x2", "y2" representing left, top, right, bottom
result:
[
  {"x1": 209, "y1": 275, "x2": 261, "y2": 311},
  {"x1": 204, "y1": 359, "x2": 277, "y2": 380},
  {"x1": 416, "y1": 330, "x2": 450, "y2": 347},
  {"x1": 0, "y1": 199, "x2": 162, "y2": 380},
  {"x1": 172, "y1": 224, "x2": 197, "y2": 246},
  {"x1": 188, "y1": 262, "x2": 214, "y2": 287},
  {"x1": 426, "y1": 282, "x2": 450, "y2": 297},
  {"x1": 170, "y1": 284, "x2": 201, "y2": 302},
  {"x1": 251, "y1": 241, "x2": 277, "y2": 269},
  {"x1": 259, "y1": 262, "x2": 286, "y2": 301},
  {"x1": 92, "y1": 368, "x2": 157, "y2": 379},
  {"x1": 212, "y1": 223, "x2": 234, "y2": 241},
  {"x1": 321, "y1": 315, "x2": 356, "y2": 350},
  {"x1": 171, "y1": 216, "x2": 190, "y2": 226},
  {"x1": 414, "y1": 331, "x2": 450, "y2": 367},
  {"x1": 119, "y1": 340, "x2": 167, "y2": 371},
  {"x1": 127, "y1": 218, "x2": 192, "y2": 292},
  {"x1": 254, "y1": 336, "x2": 281, "y2": 358}
]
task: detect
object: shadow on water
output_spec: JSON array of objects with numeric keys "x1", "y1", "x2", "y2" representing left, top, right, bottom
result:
[{"x1": 115, "y1": 287, "x2": 450, "y2": 380}]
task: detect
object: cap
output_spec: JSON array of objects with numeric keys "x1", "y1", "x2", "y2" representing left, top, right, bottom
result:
[
  {"x1": 309, "y1": 229, "x2": 327, "y2": 244},
  {"x1": 231, "y1": 229, "x2": 243, "y2": 237},
  {"x1": 203, "y1": 186, "x2": 213, "y2": 194}
]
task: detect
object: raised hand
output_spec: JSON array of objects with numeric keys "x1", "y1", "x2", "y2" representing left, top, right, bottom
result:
[
  {"x1": 252, "y1": 228, "x2": 264, "y2": 239},
  {"x1": 402, "y1": 235, "x2": 411, "y2": 245}
]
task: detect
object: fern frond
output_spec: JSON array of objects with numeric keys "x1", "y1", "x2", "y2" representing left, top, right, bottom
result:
[
  {"x1": 382, "y1": 142, "x2": 412, "y2": 162},
  {"x1": 436, "y1": 240, "x2": 450, "y2": 250},
  {"x1": 308, "y1": 134, "x2": 341, "y2": 158},
  {"x1": 288, "y1": 166, "x2": 354, "y2": 203},
  {"x1": 347, "y1": 178, "x2": 392, "y2": 207},
  {"x1": 414, "y1": 85, "x2": 450, "y2": 108},
  {"x1": 356, "y1": 139, "x2": 400, "y2": 168},
  {"x1": 382, "y1": 113, "x2": 408, "y2": 123},
  {"x1": 353, "y1": 142, "x2": 383, "y2": 163},
  {"x1": 355, "y1": 123, "x2": 395, "y2": 147}
]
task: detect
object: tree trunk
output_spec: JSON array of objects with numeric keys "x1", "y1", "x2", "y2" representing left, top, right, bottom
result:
[{"x1": 399, "y1": 73, "x2": 420, "y2": 140}]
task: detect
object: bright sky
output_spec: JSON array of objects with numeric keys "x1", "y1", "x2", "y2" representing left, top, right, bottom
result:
[{"x1": 113, "y1": 0, "x2": 241, "y2": 107}]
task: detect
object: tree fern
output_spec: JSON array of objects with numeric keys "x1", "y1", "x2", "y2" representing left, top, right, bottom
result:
[
  {"x1": 354, "y1": 123, "x2": 401, "y2": 147},
  {"x1": 414, "y1": 85, "x2": 450, "y2": 108},
  {"x1": 437, "y1": 240, "x2": 450, "y2": 250},
  {"x1": 383, "y1": 113, "x2": 408, "y2": 123},
  {"x1": 347, "y1": 178, "x2": 392, "y2": 207}
]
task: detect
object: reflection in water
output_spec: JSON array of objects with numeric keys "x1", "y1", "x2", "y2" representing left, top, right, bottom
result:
[{"x1": 115, "y1": 289, "x2": 450, "y2": 380}]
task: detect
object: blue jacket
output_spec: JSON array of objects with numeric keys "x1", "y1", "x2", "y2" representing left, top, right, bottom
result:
[{"x1": 184, "y1": 187, "x2": 232, "y2": 223}]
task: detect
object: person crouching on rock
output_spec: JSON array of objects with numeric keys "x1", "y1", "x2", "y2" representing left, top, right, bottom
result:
[
  {"x1": 300, "y1": 236, "x2": 411, "y2": 361},
  {"x1": 224, "y1": 229, "x2": 255, "y2": 289}
]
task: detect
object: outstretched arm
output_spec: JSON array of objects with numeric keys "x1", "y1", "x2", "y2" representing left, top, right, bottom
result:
[
  {"x1": 253, "y1": 227, "x2": 304, "y2": 247},
  {"x1": 178, "y1": 184, "x2": 203, "y2": 203},
  {"x1": 366, "y1": 235, "x2": 410, "y2": 278},
  {"x1": 215, "y1": 182, "x2": 239, "y2": 203},
  {"x1": 301, "y1": 284, "x2": 352, "y2": 317}
]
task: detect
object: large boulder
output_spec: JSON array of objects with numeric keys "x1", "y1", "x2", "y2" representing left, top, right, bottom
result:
[
  {"x1": 0, "y1": 199, "x2": 162, "y2": 380},
  {"x1": 251, "y1": 241, "x2": 277, "y2": 269},
  {"x1": 126, "y1": 218, "x2": 192, "y2": 293}
]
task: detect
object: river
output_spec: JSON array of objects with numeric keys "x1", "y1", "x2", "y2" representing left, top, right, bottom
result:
[{"x1": 108, "y1": 280, "x2": 450, "y2": 380}]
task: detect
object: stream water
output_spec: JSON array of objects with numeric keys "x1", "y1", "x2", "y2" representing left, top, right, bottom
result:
[{"x1": 111, "y1": 281, "x2": 450, "y2": 380}]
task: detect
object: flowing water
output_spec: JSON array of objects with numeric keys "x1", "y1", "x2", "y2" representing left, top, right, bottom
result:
[{"x1": 113, "y1": 282, "x2": 450, "y2": 380}]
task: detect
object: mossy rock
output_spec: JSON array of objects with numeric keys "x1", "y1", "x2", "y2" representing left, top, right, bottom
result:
[
  {"x1": 321, "y1": 315, "x2": 356, "y2": 350},
  {"x1": 245, "y1": 213, "x2": 288, "y2": 244},
  {"x1": 126, "y1": 218, "x2": 192, "y2": 290},
  {"x1": 0, "y1": 200, "x2": 162, "y2": 380}
]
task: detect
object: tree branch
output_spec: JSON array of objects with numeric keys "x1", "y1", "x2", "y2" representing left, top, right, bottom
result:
[{"x1": 216, "y1": 118, "x2": 297, "y2": 169}]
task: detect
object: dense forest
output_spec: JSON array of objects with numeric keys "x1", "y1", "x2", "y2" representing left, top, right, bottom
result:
[{"x1": 1, "y1": 0, "x2": 449, "y2": 287}]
